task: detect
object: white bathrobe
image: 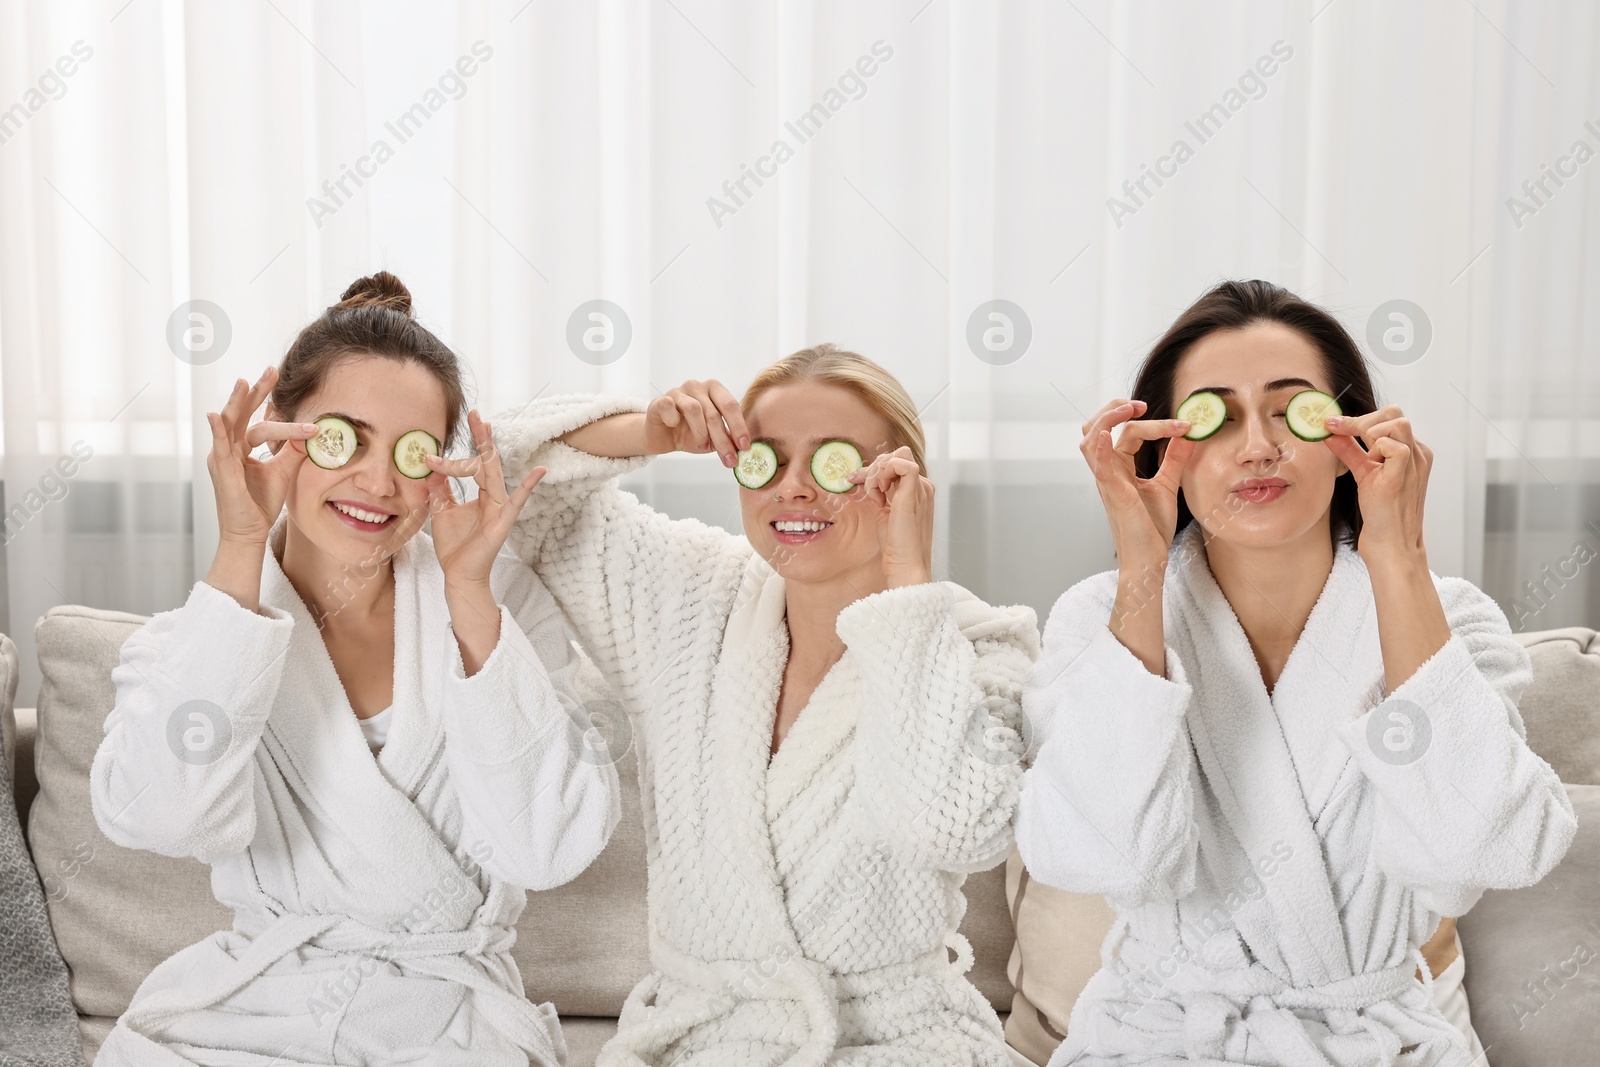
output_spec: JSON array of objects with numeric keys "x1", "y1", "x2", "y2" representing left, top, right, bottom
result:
[
  {"x1": 492, "y1": 395, "x2": 1040, "y2": 1067},
  {"x1": 1015, "y1": 522, "x2": 1577, "y2": 1067},
  {"x1": 88, "y1": 516, "x2": 621, "y2": 1067}
]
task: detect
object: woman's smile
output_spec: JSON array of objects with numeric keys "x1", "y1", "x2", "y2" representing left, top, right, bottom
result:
[{"x1": 769, "y1": 511, "x2": 834, "y2": 544}]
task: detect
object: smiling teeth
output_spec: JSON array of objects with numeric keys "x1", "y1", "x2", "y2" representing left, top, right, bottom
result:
[
  {"x1": 774, "y1": 520, "x2": 830, "y2": 533},
  {"x1": 332, "y1": 502, "x2": 390, "y2": 524}
]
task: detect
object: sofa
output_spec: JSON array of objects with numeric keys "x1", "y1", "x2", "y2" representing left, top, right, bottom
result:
[{"x1": 5, "y1": 605, "x2": 1599, "y2": 1067}]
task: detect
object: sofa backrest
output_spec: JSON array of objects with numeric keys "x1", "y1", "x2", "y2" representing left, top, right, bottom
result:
[{"x1": 24, "y1": 603, "x2": 1016, "y2": 1027}]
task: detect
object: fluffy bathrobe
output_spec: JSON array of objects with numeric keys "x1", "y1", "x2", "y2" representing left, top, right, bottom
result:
[
  {"x1": 1016, "y1": 522, "x2": 1578, "y2": 1066},
  {"x1": 88, "y1": 516, "x2": 620, "y2": 1066},
  {"x1": 492, "y1": 395, "x2": 1040, "y2": 1066}
]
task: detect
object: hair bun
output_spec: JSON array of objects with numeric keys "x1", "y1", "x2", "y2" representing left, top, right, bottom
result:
[{"x1": 335, "y1": 271, "x2": 412, "y2": 316}]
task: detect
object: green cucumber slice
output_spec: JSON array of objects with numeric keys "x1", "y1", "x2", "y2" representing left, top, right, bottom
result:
[
  {"x1": 810, "y1": 440, "x2": 862, "y2": 493},
  {"x1": 1175, "y1": 391, "x2": 1226, "y2": 441},
  {"x1": 307, "y1": 416, "x2": 357, "y2": 470},
  {"x1": 1285, "y1": 389, "x2": 1341, "y2": 441},
  {"x1": 734, "y1": 441, "x2": 778, "y2": 489},
  {"x1": 393, "y1": 429, "x2": 440, "y2": 479}
]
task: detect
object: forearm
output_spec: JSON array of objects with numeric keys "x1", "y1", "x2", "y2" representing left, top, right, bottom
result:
[
  {"x1": 557, "y1": 411, "x2": 652, "y2": 458},
  {"x1": 1109, "y1": 551, "x2": 1168, "y2": 677},
  {"x1": 1365, "y1": 547, "x2": 1452, "y2": 693},
  {"x1": 446, "y1": 579, "x2": 501, "y2": 677}
]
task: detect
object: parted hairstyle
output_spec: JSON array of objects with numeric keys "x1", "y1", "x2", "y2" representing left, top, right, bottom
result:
[
  {"x1": 742, "y1": 343, "x2": 928, "y2": 473},
  {"x1": 1129, "y1": 279, "x2": 1379, "y2": 547},
  {"x1": 269, "y1": 271, "x2": 469, "y2": 454}
]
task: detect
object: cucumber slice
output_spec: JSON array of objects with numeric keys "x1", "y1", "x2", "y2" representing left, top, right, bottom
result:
[
  {"x1": 1175, "y1": 391, "x2": 1226, "y2": 441},
  {"x1": 734, "y1": 441, "x2": 778, "y2": 489},
  {"x1": 393, "y1": 429, "x2": 440, "y2": 479},
  {"x1": 307, "y1": 416, "x2": 357, "y2": 470},
  {"x1": 1285, "y1": 389, "x2": 1342, "y2": 441},
  {"x1": 810, "y1": 440, "x2": 862, "y2": 493}
]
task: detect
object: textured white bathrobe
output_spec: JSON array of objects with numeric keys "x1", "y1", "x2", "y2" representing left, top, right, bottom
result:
[
  {"x1": 1016, "y1": 522, "x2": 1577, "y2": 1066},
  {"x1": 89, "y1": 516, "x2": 621, "y2": 1066},
  {"x1": 493, "y1": 395, "x2": 1039, "y2": 1066}
]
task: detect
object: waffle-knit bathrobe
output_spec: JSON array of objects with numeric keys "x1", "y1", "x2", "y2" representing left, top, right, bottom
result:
[{"x1": 494, "y1": 394, "x2": 1040, "y2": 1066}]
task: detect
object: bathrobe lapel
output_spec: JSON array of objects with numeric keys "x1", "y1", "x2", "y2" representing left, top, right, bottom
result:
[
  {"x1": 1169, "y1": 525, "x2": 1364, "y2": 988},
  {"x1": 254, "y1": 519, "x2": 480, "y2": 928},
  {"x1": 700, "y1": 556, "x2": 806, "y2": 958}
]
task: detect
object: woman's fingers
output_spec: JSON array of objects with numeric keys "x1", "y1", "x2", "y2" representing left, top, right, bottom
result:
[
  {"x1": 706, "y1": 379, "x2": 751, "y2": 451},
  {"x1": 499, "y1": 465, "x2": 546, "y2": 528},
  {"x1": 1113, "y1": 418, "x2": 1191, "y2": 454},
  {"x1": 1325, "y1": 404, "x2": 1403, "y2": 440},
  {"x1": 1080, "y1": 398, "x2": 1143, "y2": 437},
  {"x1": 1150, "y1": 435, "x2": 1195, "y2": 490},
  {"x1": 649, "y1": 393, "x2": 682, "y2": 429},
  {"x1": 674, "y1": 392, "x2": 711, "y2": 451},
  {"x1": 465, "y1": 411, "x2": 508, "y2": 504},
  {"x1": 244, "y1": 420, "x2": 318, "y2": 449}
]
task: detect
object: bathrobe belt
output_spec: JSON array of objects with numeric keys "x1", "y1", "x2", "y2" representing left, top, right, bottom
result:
[
  {"x1": 612, "y1": 930, "x2": 978, "y2": 1067},
  {"x1": 119, "y1": 910, "x2": 556, "y2": 1052},
  {"x1": 1102, "y1": 953, "x2": 1430, "y2": 1065}
]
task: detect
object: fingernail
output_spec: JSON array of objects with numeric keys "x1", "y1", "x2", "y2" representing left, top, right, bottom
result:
[
  {"x1": 1325, "y1": 415, "x2": 1343, "y2": 427},
  {"x1": 722, "y1": 453, "x2": 735, "y2": 466},
  {"x1": 302, "y1": 423, "x2": 316, "y2": 432},
  {"x1": 1173, "y1": 420, "x2": 1190, "y2": 429}
]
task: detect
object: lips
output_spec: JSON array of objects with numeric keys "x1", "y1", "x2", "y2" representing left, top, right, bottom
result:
[
  {"x1": 770, "y1": 514, "x2": 833, "y2": 545},
  {"x1": 327, "y1": 500, "x2": 395, "y2": 531},
  {"x1": 1230, "y1": 478, "x2": 1288, "y2": 504}
]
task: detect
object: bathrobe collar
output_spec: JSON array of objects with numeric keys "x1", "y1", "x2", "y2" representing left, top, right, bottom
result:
[
  {"x1": 256, "y1": 514, "x2": 478, "y2": 929},
  {"x1": 1166, "y1": 521, "x2": 1380, "y2": 987}
]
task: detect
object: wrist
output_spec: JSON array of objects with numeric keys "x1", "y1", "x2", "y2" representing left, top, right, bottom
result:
[
  {"x1": 1361, "y1": 540, "x2": 1430, "y2": 582},
  {"x1": 885, "y1": 567, "x2": 932, "y2": 589}
]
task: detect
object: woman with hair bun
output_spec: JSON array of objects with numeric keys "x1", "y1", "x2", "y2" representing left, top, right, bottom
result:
[
  {"x1": 489, "y1": 345, "x2": 1039, "y2": 1065},
  {"x1": 89, "y1": 272, "x2": 619, "y2": 1066}
]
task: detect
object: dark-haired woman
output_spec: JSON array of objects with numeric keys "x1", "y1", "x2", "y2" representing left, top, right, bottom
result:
[
  {"x1": 88, "y1": 273, "x2": 618, "y2": 1066},
  {"x1": 1015, "y1": 280, "x2": 1575, "y2": 1066}
]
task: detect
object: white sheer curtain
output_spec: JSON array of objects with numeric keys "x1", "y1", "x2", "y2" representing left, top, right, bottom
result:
[{"x1": 1, "y1": 0, "x2": 1595, "y2": 705}]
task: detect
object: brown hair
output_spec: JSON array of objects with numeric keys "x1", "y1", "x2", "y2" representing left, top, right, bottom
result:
[
  {"x1": 269, "y1": 272, "x2": 468, "y2": 452},
  {"x1": 742, "y1": 343, "x2": 927, "y2": 472},
  {"x1": 1130, "y1": 279, "x2": 1379, "y2": 546}
]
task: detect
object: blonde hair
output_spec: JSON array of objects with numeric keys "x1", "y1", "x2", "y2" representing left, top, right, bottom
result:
[{"x1": 741, "y1": 343, "x2": 927, "y2": 472}]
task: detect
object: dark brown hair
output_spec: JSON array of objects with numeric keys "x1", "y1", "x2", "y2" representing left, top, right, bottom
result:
[
  {"x1": 269, "y1": 271, "x2": 468, "y2": 453},
  {"x1": 1130, "y1": 279, "x2": 1379, "y2": 546}
]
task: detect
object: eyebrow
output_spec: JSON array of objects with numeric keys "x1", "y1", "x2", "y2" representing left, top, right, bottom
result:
[
  {"x1": 312, "y1": 411, "x2": 376, "y2": 433},
  {"x1": 752, "y1": 435, "x2": 872, "y2": 453},
  {"x1": 1188, "y1": 377, "x2": 1317, "y2": 399}
]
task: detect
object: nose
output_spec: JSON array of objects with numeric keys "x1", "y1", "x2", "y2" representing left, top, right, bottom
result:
[
  {"x1": 770, "y1": 456, "x2": 817, "y2": 502},
  {"x1": 348, "y1": 440, "x2": 398, "y2": 500},
  {"x1": 1235, "y1": 409, "x2": 1282, "y2": 466}
]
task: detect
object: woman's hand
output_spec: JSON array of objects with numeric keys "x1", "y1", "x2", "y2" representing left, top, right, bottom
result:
[
  {"x1": 1080, "y1": 398, "x2": 1193, "y2": 677},
  {"x1": 423, "y1": 410, "x2": 547, "y2": 589},
  {"x1": 1080, "y1": 399, "x2": 1195, "y2": 559},
  {"x1": 846, "y1": 446, "x2": 933, "y2": 587},
  {"x1": 644, "y1": 379, "x2": 750, "y2": 466},
  {"x1": 1322, "y1": 405, "x2": 1450, "y2": 693},
  {"x1": 205, "y1": 366, "x2": 318, "y2": 547},
  {"x1": 1323, "y1": 405, "x2": 1433, "y2": 564}
]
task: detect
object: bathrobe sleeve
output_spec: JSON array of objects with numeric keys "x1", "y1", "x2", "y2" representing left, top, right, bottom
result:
[
  {"x1": 89, "y1": 580, "x2": 292, "y2": 863},
  {"x1": 837, "y1": 582, "x2": 1039, "y2": 873},
  {"x1": 1014, "y1": 571, "x2": 1200, "y2": 908},
  {"x1": 438, "y1": 551, "x2": 622, "y2": 891},
  {"x1": 491, "y1": 394, "x2": 751, "y2": 711},
  {"x1": 1337, "y1": 576, "x2": 1577, "y2": 912}
]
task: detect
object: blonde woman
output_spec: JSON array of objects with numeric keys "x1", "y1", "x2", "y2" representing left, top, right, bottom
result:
[{"x1": 480, "y1": 345, "x2": 1039, "y2": 1065}]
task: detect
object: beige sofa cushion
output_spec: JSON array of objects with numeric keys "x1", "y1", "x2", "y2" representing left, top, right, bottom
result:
[
  {"x1": 1514, "y1": 628, "x2": 1600, "y2": 785},
  {"x1": 29, "y1": 601, "x2": 1018, "y2": 1057},
  {"x1": 1001, "y1": 845, "x2": 1116, "y2": 1065}
]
